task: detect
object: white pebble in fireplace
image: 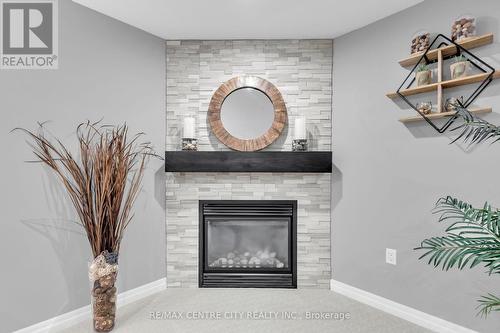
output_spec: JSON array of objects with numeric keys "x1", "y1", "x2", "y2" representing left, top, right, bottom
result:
[{"x1": 209, "y1": 250, "x2": 285, "y2": 269}]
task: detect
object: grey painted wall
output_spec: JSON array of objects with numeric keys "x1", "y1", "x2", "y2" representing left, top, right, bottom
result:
[
  {"x1": 0, "y1": 1, "x2": 165, "y2": 332},
  {"x1": 333, "y1": 0, "x2": 500, "y2": 332}
]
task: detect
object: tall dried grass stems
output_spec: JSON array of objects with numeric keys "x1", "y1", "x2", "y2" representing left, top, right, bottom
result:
[{"x1": 16, "y1": 121, "x2": 154, "y2": 258}]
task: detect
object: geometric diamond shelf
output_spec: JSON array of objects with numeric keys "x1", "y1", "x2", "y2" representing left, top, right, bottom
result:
[{"x1": 387, "y1": 33, "x2": 497, "y2": 133}]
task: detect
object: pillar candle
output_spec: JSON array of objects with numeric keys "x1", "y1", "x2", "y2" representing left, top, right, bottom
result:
[
  {"x1": 183, "y1": 117, "x2": 195, "y2": 139},
  {"x1": 294, "y1": 116, "x2": 306, "y2": 140}
]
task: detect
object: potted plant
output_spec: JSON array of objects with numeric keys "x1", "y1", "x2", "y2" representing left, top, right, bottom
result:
[
  {"x1": 416, "y1": 63, "x2": 432, "y2": 86},
  {"x1": 16, "y1": 122, "x2": 154, "y2": 332},
  {"x1": 416, "y1": 108, "x2": 500, "y2": 317},
  {"x1": 450, "y1": 55, "x2": 469, "y2": 79}
]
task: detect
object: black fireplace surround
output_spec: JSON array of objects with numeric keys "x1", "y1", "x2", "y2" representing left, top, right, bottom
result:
[{"x1": 199, "y1": 200, "x2": 297, "y2": 288}]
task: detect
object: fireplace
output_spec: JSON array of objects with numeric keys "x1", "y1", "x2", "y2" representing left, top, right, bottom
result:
[{"x1": 199, "y1": 200, "x2": 297, "y2": 288}]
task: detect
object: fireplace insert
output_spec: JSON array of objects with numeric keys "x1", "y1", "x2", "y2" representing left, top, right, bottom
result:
[{"x1": 199, "y1": 200, "x2": 297, "y2": 288}]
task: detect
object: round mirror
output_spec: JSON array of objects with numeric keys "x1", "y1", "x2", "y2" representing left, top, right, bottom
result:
[
  {"x1": 220, "y1": 88, "x2": 275, "y2": 140},
  {"x1": 208, "y1": 76, "x2": 287, "y2": 152}
]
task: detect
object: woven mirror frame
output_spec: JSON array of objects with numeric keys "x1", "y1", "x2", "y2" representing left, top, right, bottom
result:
[{"x1": 208, "y1": 76, "x2": 287, "y2": 151}]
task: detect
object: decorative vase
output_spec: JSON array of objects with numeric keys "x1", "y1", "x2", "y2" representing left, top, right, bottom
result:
[
  {"x1": 450, "y1": 61, "x2": 469, "y2": 79},
  {"x1": 416, "y1": 70, "x2": 432, "y2": 86},
  {"x1": 89, "y1": 251, "x2": 119, "y2": 332},
  {"x1": 410, "y1": 30, "x2": 430, "y2": 54},
  {"x1": 444, "y1": 96, "x2": 464, "y2": 113},
  {"x1": 416, "y1": 101, "x2": 432, "y2": 115},
  {"x1": 451, "y1": 15, "x2": 475, "y2": 42}
]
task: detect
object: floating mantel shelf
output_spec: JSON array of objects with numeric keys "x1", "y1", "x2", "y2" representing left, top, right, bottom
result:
[{"x1": 164, "y1": 151, "x2": 332, "y2": 173}]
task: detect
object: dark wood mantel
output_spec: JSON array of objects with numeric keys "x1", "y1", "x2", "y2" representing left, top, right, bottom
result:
[{"x1": 165, "y1": 151, "x2": 332, "y2": 173}]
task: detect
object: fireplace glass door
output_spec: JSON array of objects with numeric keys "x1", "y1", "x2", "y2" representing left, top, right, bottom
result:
[
  {"x1": 199, "y1": 200, "x2": 297, "y2": 288},
  {"x1": 206, "y1": 218, "x2": 290, "y2": 270}
]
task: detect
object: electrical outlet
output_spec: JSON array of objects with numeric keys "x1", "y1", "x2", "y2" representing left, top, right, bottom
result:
[{"x1": 386, "y1": 248, "x2": 397, "y2": 265}]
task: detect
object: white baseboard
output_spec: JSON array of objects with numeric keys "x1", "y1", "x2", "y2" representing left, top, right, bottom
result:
[
  {"x1": 13, "y1": 278, "x2": 167, "y2": 333},
  {"x1": 330, "y1": 279, "x2": 477, "y2": 333},
  {"x1": 117, "y1": 277, "x2": 166, "y2": 307}
]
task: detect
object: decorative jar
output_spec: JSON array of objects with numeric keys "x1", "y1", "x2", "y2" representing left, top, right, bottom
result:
[
  {"x1": 416, "y1": 101, "x2": 432, "y2": 115},
  {"x1": 411, "y1": 30, "x2": 430, "y2": 54},
  {"x1": 451, "y1": 15, "x2": 476, "y2": 42},
  {"x1": 89, "y1": 251, "x2": 118, "y2": 332}
]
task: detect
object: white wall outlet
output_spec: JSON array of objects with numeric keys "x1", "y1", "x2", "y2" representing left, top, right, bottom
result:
[{"x1": 386, "y1": 248, "x2": 397, "y2": 265}]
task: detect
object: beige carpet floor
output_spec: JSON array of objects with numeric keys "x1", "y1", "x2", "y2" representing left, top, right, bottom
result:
[{"x1": 58, "y1": 288, "x2": 431, "y2": 333}]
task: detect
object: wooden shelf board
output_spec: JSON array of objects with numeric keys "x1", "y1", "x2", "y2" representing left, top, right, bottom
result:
[
  {"x1": 399, "y1": 33, "x2": 494, "y2": 67},
  {"x1": 399, "y1": 107, "x2": 492, "y2": 123},
  {"x1": 442, "y1": 71, "x2": 500, "y2": 88},
  {"x1": 165, "y1": 151, "x2": 332, "y2": 173},
  {"x1": 386, "y1": 83, "x2": 439, "y2": 98},
  {"x1": 387, "y1": 70, "x2": 500, "y2": 99}
]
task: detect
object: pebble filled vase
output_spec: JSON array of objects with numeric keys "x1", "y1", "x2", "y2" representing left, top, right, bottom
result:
[
  {"x1": 451, "y1": 15, "x2": 475, "y2": 42},
  {"x1": 89, "y1": 251, "x2": 119, "y2": 332},
  {"x1": 19, "y1": 122, "x2": 153, "y2": 333}
]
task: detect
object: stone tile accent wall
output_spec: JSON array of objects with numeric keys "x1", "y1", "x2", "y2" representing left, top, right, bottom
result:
[
  {"x1": 166, "y1": 40, "x2": 332, "y2": 151},
  {"x1": 166, "y1": 40, "x2": 333, "y2": 289},
  {"x1": 166, "y1": 173, "x2": 331, "y2": 288}
]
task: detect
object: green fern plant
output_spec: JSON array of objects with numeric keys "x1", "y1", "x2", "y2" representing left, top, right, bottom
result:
[
  {"x1": 454, "y1": 54, "x2": 468, "y2": 63},
  {"x1": 417, "y1": 63, "x2": 430, "y2": 72},
  {"x1": 451, "y1": 107, "x2": 500, "y2": 145},
  {"x1": 416, "y1": 107, "x2": 500, "y2": 317}
]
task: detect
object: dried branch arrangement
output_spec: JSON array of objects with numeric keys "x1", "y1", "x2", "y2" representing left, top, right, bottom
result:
[
  {"x1": 16, "y1": 121, "x2": 154, "y2": 331},
  {"x1": 17, "y1": 121, "x2": 153, "y2": 257}
]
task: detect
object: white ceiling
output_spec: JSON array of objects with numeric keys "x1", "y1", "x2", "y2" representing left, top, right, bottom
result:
[{"x1": 72, "y1": 0, "x2": 423, "y2": 40}]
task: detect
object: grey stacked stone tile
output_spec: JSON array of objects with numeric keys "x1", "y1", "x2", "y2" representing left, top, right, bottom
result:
[
  {"x1": 167, "y1": 40, "x2": 332, "y2": 151},
  {"x1": 166, "y1": 40, "x2": 332, "y2": 289},
  {"x1": 166, "y1": 173, "x2": 331, "y2": 289}
]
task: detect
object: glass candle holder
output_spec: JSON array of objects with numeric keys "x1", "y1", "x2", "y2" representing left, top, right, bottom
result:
[
  {"x1": 182, "y1": 138, "x2": 198, "y2": 151},
  {"x1": 416, "y1": 101, "x2": 432, "y2": 115},
  {"x1": 293, "y1": 117, "x2": 307, "y2": 152},
  {"x1": 292, "y1": 139, "x2": 308, "y2": 152}
]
